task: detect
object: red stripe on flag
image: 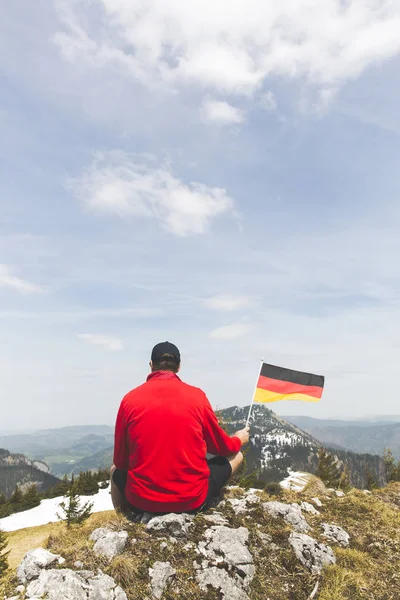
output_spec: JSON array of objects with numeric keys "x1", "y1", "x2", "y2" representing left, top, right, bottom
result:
[{"x1": 257, "y1": 375, "x2": 323, "y2": 399}]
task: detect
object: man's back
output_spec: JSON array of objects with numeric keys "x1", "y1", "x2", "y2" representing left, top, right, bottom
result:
[{"x1": 114, "y1": 371, "x2": 240, "y2": 513}]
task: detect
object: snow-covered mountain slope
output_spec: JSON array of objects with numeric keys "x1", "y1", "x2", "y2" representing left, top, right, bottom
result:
[
  {"x1": 0, "y1": 485, "x2": 113, "y2": 532},
  {"x1": 219, "y1": 405, "x2": 385, "y2": 488},
  {"x1": 220, "y1": 404, "x2": 316, "y2": 473}
]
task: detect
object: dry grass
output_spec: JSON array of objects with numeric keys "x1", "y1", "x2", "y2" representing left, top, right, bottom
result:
[
  {"x1": 6, "y1": 521, "x2": 63, "y2": 570},
  {"x1": 302, "y1": 475, "x2": 330, "y2": 498},
  {"x1": 1, "y1": 482, "x2": 399, "y2": 600},
  {"x1": 315, "y1": 484, "x2": 400, "y2": 600}
]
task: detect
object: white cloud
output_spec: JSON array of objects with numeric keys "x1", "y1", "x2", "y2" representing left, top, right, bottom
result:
[
  {"x1": 259, "y1": 91, "x2": 277, "y2": 111},
  {"x1": 209, "y1": 323, "x2": 253, "y2": 340},
  {"x1": 54, "y1": 0, "x2": 400, "y2": 103},
  {"x1": 203, "y1": 100, "x2": 244, "y2": 124},
  {"x1": 205, "y1": 295, "x2": 252, "y2": 311},
  {"x1": 70, "y1": 152, "x2": 234, "y2": 236},
  {"x1": 0, "y1": 265, "x2": 44, "y2": 293},
  {"x1": 77, "y1": 333, "x2": 123, "y2": 351}
]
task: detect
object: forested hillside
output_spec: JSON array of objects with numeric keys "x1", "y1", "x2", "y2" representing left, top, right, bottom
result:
[{"x1": 0, "y1": 449, "x2": 60, "y2": 499}]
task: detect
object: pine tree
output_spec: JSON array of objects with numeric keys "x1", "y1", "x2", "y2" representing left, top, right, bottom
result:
[
  {"x1": 383, "y1": 449, "x2": 400, "y2": 483},
  {"x1": 338, "y1": 464, "x2": 351, "y2": 491},
  {"x1": 316, "y1": 448, "x2": 341, "y2": 488},
  {"x1": 75, "y1": 471, "x2": 98, "y2": 496},
  {"x1": 22, "y1": 485, "x2": 41, "y2": 510},
  {"x1": 96, "y1": 468, "x2": 109, "y2": 485},
  {"x1": 0, "y1": 528, "x2": 9, "y2": 579},
  {"x1": 10, "y1": 486, "x2": 24, "y2": 506},
  {"x1": 0, "y1": 497, "x2": 11, "y2": 519},
  {"x1": 57, "y1": 487, "x2": 93, "y2": 527},
  {"x1": 57, "y1": 475, "x2": 71, "y2": 496},
  {"x1": 85, "y1": 471, "x2": 99, "y2": 495},
  {"x1": 365, "y1": 468, "x2": 378, "y2": 490},
  {"x1": 75, "y1": 472, "x2": 85, "y2": 495}
]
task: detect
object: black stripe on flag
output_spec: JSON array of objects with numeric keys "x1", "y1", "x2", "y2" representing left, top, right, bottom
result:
[{"x1": 260, "y1": 362, "x2": 324, "y2": 389}]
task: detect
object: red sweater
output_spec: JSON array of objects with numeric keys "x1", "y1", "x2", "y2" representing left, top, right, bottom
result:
[{"x1": 113, "y1": 371, "x2": 241, "y2": 513}]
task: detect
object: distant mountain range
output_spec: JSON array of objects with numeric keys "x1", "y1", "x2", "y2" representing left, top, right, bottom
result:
[
  {"x1": 0, "y1": 425, "x2": 113, "y2": 456},
  {"x1": 283, "y1": 415, "x2": 400, "y2": 459},
  {"x1": 0, "y1": 426, "x2": 114, "y2": 477},
  {"x1": 0, "y1": 407, "x2": 388, "y2": 488}
]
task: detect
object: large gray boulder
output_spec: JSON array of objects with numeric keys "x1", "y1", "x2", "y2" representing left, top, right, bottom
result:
[
  {"x1": 88, "y1": 572, "x2": 127, "y2": 600},
  {"x1": 198, "y1": 526, "x2": 254, "y2": 583},
  {"x1": 322, "y1": 523, "x2": 350, "y2": 547},
  {"x1": 17, "y1": 549, "x2": 65, "y2": 584},
  {"x1": 227, "y1": 493, "x2": 261, "y2": 515},
  {"x1": 89, "y1": 528, "x2": 110, "y2": 542},
  {"x1": 245, "y1": 493, "x2": 261, "y2": 506},
  {"x1": 26, "y1": 569, "x2": 88, "y2": 600},
  {"x1": 149, "y1": 561, "x2": 176, "y2": 599},
  {"x1": 228, "y1": 498, "x2": 248, "y2": 514},
  {"x1": 203, "y1": 512, "x2": 229, "y2": 526},
  {"x1": 25, "y1": 568, "x2": 127, "y2": 600},
  {"x1": 196, "y1": 525, "x2": 254, "y2": 599},
  {"x1": 196, "y1": 566, "x2": 250, "y2": 600},
  {"x1": 263, "y1": 502, "x2": 311, "y2": 533},
  {"x1": 289, "y1": 533, "x2": 336, "y2": 575},
  {"x1": 300, "y1": 501, "x2": 320, "y2": 515},
  {"x1": 90, "y1": 529, "x2": 129, "y2": 561},
  {"x1": 146, "y1": 513, "x2": 194, "y2": 538}
]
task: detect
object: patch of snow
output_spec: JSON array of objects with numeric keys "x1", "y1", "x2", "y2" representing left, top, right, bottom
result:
[
  {"x1": 280, "y1": 471, "x2": 313, "y2": 492},
  {"x1": 0, "y1": 485, "x2": 113, "y2": 532},
  {"x1": 32, "y1": 461, "x2": 50, "y2": 473},
  {"x1": 262, "y1": 449, "x2": 284, "y2": 460},
  {"x1": 263, "y1": 429, "x2": 307, "y2": 446}
]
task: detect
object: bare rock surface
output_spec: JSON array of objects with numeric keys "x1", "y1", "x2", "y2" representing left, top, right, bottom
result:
[
  {"x1": 149, "y1": 561, "x2": 176, "y2": 599},
  {"x1": 25, "y1": 567, "x2": 127, "y2": 600},
  {"x1": 198, "y1": 526, "x2": 254, "y2": 580},
  {"x1": 90, "y1": 528, "x2": 129, "y2": 561},
  {"x1": 228, "y1": 498, "x2": 248, "y2": 514},
  {"x1": 311, "y1": 497, "x2": 323, "y2": 507},
  {"x1": 300, "y1": 501, "x2": 320, "y2": 515},
  {"x1": 16, "y1": 546, "x2": 128, "y2": 600},
  {"x1": 196, "y1": 525, "x2": 254, "y2": 599},
  {"x1": 245, "y1": 494, "x2": 261, "y2": 506},
  {"x1": 263, "y1": 501, "x2": 311, "y2": 532},
  {"x1": 17, "y1": 549, "x2": 65, "y2": 584},
  {"x1": 289, "y1": 533, "x2": 336, "y2": 575},
  {"x1": 322, "y1": 523, "x2": 350, "y2": 547},
  {"x1": 203, "y1": 512, "x2": 229, "y2": 525},
  {"x1": 89, "y1": 528, "x2": 110, "y2": 542},
  {"x1": 146, "y1": 513, "x2": 194, "y2": 538},
  {"x1": 196, "y1": 567, "x2": 250, "y2": 600}
]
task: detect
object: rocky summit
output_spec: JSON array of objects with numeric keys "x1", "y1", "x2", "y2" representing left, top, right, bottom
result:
[{"x1": 1, "y1": 479, "x2": 400, "y2": 599}]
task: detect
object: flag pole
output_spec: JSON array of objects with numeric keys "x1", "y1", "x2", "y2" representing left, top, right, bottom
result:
[{"x1": 246, "y1": 359, "x2": 264, "y2": 428}]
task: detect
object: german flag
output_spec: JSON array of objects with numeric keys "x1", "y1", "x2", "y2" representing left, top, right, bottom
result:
[{"x1": 254, "y1": 362, "x2": 324, "y2": 404}]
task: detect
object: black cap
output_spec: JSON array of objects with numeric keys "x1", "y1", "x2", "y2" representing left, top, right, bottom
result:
[{"x1": 151, "y1": 341, "x2": 181, "y2": 363}]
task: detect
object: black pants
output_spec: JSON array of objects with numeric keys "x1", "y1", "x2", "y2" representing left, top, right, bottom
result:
[{"x1": 113, "y1": 456, "x2": 232, "y2": 514}]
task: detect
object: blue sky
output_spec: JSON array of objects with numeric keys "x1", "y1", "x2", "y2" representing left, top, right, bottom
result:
[{"x1": 1, "y1": 1, "x2": 400, "y2": 429}]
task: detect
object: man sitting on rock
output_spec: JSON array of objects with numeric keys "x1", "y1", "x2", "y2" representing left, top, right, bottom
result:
[{"x1": 111, "y1": 341, "x2": 250, "y2": 515}]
